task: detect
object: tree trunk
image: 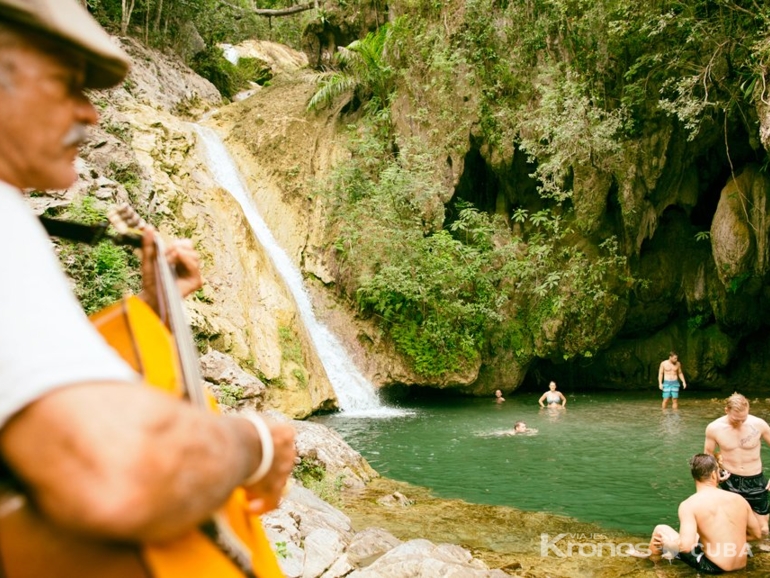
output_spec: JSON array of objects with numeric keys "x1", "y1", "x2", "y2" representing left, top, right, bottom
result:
[
  {"x1": 144, "y1": 0, "x2": 150, "y2": 43},
  {"x1": 120, "y1": 0, "x2": 136, "y2": 35},
  {"x1": 154, "y1": 0, "x2": 164, "y2": 33}
]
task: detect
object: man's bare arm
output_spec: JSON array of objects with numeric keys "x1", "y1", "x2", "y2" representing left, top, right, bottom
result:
[
  {"x1": 658, "y1": 362, "x2": 664, "y2": 388},
  {"x1": 759, "y1": 418, "x2": 770, "y2": 447},
  {"x1": 677, "y1": 501, "x2": 699, "y2": 553},
  {"x1": 678, "y1": 365, "x2": 687, "y2": 388},
  {"x1": 0, "y1": 382, "x2": 295, "y2": 542},
  {"x1": 704, "y1": 424, "x2": 718, "y2": 455}
]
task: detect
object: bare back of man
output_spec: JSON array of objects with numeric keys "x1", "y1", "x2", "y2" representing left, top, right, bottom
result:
[
  {"x1": 676, "y1": 488, "x2": 754, "y2": 571},
  {"x1": 636, "y1": 454, "x2": 761, "y2": 574}
]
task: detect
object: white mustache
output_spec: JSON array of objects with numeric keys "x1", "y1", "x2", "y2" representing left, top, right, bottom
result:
[{"x1": 62, "y1": 123, "x2": 90, "y2": 148}]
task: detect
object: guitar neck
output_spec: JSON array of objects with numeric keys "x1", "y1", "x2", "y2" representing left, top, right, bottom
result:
[{"x1": 153, "y1": 236, "x2": 207, "y2": 409}]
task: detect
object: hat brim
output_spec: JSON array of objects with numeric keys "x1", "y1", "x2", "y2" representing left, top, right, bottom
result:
[{"x1": 0, "y1": 0, "x2": 130, "y2": 89}]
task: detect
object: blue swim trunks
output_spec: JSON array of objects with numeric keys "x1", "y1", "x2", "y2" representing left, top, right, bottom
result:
[{"x1": 662, "y1": 380, "x2": 680, "y2": 399}]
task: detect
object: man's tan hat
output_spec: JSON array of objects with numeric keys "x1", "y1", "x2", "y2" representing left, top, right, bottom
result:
[{"x1": 0, "y1": 0, "x2": 130, "y2": 88}]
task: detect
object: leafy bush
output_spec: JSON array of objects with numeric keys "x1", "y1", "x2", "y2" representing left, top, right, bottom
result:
[
  {"x1": 191, "y1": 46, "x2": 243, "y2": 99},
  {"x1": 56, "y1": 197, "x2": 142, "y2": 315}
]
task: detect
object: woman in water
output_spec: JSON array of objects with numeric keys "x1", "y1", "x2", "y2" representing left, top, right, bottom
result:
[{"x1": 538, "y1": 381, "x2": 566, "y2": 408}]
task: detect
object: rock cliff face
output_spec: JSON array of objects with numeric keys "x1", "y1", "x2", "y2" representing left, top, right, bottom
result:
[
  {"x1": 50, "y1": 30, "x2": 770, "y2": 404},
  {"x1": 217, "y1": 31, "x2": 770, "y2": 396}
]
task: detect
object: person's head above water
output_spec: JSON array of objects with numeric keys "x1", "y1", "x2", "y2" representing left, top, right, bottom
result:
[
  {"x1": 548, "y1": 381, "x2": 556, "y2": 391},
  {"x1": 514, "y1": 421, "x2": 527, "y2": 433}
]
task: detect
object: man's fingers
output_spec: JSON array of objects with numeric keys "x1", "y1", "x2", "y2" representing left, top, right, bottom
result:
[
  {"x1": 243, "y1": 422, "x2": 296, "y2": 514},
  {"x1": 163, "y1": 239, "x2": 203, "y2": 296}
]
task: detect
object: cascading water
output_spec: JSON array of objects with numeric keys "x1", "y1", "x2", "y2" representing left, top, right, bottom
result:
[{"x1": 193, "y1": 124, "x2": 401, "y2": 416}]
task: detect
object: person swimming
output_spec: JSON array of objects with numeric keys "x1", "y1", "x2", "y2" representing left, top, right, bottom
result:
[
  {"x1": 538, "y1": 381, "x2": 566, "y2": 407},
  {"x1": 508, "y1": 421, "x2": 538, "y2": 435}
]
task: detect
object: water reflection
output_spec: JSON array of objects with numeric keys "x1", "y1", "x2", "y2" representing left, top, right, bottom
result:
[
  {"x1": 540, "y1": 405, "x2": 567, "y2": 422},
  {"x1": 658, "y1": 409, "x2": 683, "y2": 437}
]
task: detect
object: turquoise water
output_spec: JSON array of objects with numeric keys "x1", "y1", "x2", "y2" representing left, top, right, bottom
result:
[{"x1": 313, "y1": 392, "x2": 770, "y2": 536}]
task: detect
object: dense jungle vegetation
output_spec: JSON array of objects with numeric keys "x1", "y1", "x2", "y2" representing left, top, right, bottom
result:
[
  {"x1": 77, "y1": 0, "x2": 770, "y2": 387},
  {"x1": 308, "y1": 0, "x2": 770, "y2": 382}
]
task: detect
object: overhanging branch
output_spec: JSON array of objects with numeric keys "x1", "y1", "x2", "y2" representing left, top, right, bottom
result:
[{"x1": 218, "y1": 0, "x2": 317, "y2": 17}]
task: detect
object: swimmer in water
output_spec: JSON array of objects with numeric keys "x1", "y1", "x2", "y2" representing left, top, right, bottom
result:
[
  {"x1": 509, "y1": 421, "x2": 538, "y2": 435},
  {"x1": 538, "y1": 381, "x2": 566, "y2": 408}
]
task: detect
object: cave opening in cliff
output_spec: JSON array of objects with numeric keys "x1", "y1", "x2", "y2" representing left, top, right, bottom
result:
[
  {"x1": 690, "y1": 120, "x2": 762, "y2": 231},
  {"x1": 446, "y1": 140, "x2": 500, "y2": 227},
  {"x1": 378, "y1": 383, "x2": 471, "y2": 404}
]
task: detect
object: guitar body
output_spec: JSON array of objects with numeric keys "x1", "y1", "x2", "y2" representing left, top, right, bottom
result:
[
  {"x1": 0, "y1": 297, "x2": 284, "y2": 578},
  {"x1": 0, "y1": 493, "x2": 149, "y2": 578}
]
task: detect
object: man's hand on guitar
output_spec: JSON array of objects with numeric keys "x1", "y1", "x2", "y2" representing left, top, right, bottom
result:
[
  {"x1": 244, "y1": 421, "x2": 297, "y2": 515},
  {"x1": 140, "y1": 228, "x2": 203, "y2": 315}
]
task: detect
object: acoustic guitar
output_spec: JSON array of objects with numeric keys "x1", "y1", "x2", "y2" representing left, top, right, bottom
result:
[{"x1": 0, "y1": 206, "x2": 285, "y2": 578}]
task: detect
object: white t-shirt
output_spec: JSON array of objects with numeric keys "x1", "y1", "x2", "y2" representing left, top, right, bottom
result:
[{"x1": 0, "y1": 182, "x2": 137, "y2": 428}]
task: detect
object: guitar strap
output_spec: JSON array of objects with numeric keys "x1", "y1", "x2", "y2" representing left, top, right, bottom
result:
[{"x1": 38, "y1": 215, "x2": 142, "y2": 247}]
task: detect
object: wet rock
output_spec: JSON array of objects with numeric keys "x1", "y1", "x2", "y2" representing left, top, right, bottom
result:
[
  {"x1": 199, "y1": 349, "x2": 266, "y2": 408},
  {"x1": 294, "y1": 420, "x2": 378, "y2": 488},
  {"x1": 345, "y1": 528, "x2": 402, "y2": 567},
  {"x1": 376, "y1": 491, "x2": 414, "y2": 507},
  {"x1": 346, "y1": 539, "x2": 509, "y2": 577}
]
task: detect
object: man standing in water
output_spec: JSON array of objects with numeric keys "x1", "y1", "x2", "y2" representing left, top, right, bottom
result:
[
  {"x1": 658, "y1": 351, "x2": 687, "y2": 409},
  {"x1": 634, "y1": 453, "x2": 761, "y2": 574},
  {"x1": 704, "y1": 393, "x2": 770, "y2": 538}
]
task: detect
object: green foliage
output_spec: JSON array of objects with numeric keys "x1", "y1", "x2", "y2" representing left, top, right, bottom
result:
[
  {"x1": 190, "y1": 46, "x2": 245, "y2": 100},
  {"x1": 356, "y1": 227, "x2": 497, "y2": 376},
  {"x1": 308, "y1": 24, "x2": 395, "y2": 113},
  {"x1": 89, "y1": 0, "x2": 305, "y2": 53},
  {"x1": 293, "y1": 456, "x2": 326, "y2": 484},
  {"x1": 275, "y1": 541, "x2": 290, "y2": 560},
  {"x1": 687, "y1": 313, "x2": 711, "y2": 330},
  {"x1": 236, "y1": 57, "x2": 273, "y2": 85},
  {"x1": 218, "y1": 384, "x2": 245, "y2": 407},
  {"x1": 102, "y1": 119, "x2": 132, "y2": 143},
  {"x1": 727, "y1": 271, "x2": 752, "y2": 294},
  {"x1": 278, "y1": 325, "x2": 304, "y2": 365},
  {"x1": 108, "y1": 161, "x2": 142, "y2": 195},
  {"x1": 57, "y1": 197, "x2": 141, "y2": 315},
  {"x1": 320, "y1": 111, "x2": 634, "y2": 374},
  {"x1": 293, "y1": 457, "x2": 345, "y2": 504},
  {"x1": 186, "y1": 46, "x2": 273, "y2": 101}
]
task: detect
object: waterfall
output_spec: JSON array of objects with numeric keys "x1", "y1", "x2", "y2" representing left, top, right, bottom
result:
[
  {"x1": 219, "y1": 44, "x2": 240, "y2": 65},
  {"x1": 193, "y1": 125, "x2": 399, "y2": 416}
]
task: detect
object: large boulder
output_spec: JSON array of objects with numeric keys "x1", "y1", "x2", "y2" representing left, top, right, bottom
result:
[{"x1": 711, "y1": 164, "x2": 770, "y2": 289}]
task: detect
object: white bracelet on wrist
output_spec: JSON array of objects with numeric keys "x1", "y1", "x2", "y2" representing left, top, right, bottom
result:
[{"x1": 241, "y1": 413, "x2": 274, "y2": 486}]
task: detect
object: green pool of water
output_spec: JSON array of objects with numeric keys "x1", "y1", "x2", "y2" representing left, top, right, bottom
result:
[{"x1": 314, "y1": 392, "x2": 770, "y2": 536}]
